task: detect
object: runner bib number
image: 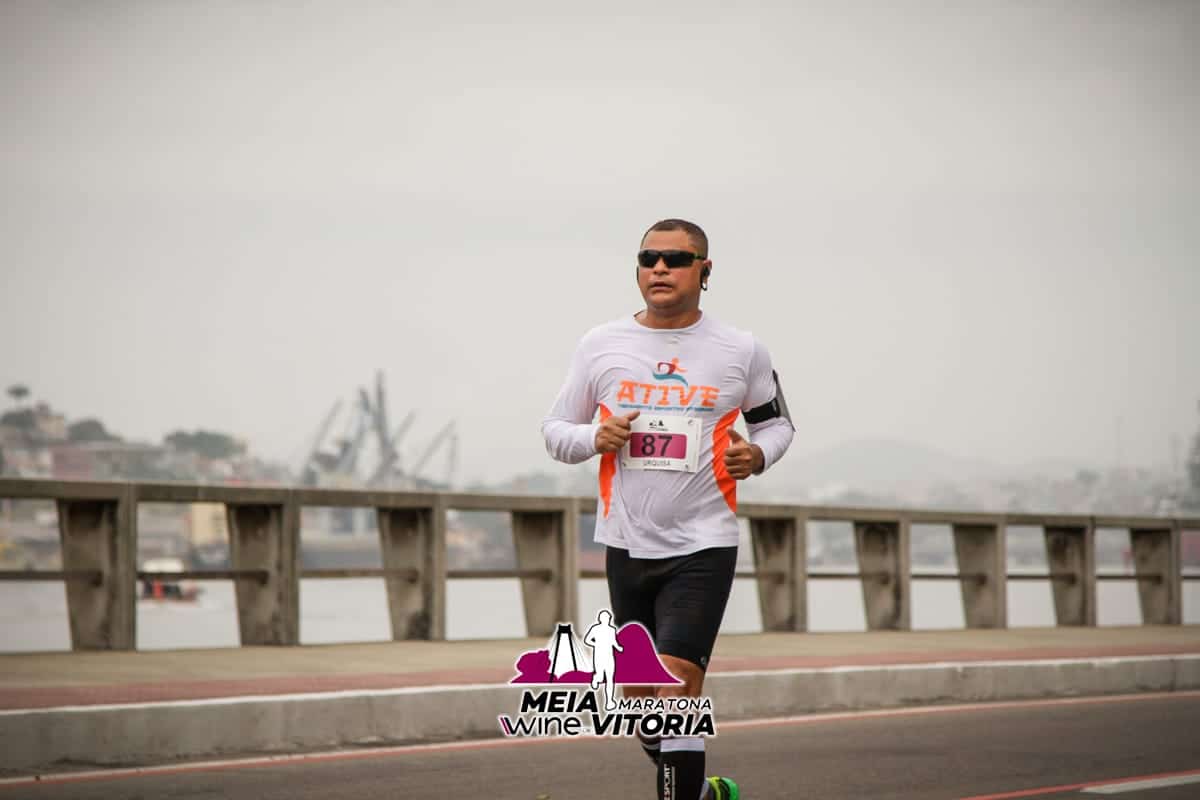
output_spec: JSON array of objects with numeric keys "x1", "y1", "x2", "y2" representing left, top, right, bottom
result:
[{"x1": 619, "y1": 415, "x2": 699, "y2": 473}]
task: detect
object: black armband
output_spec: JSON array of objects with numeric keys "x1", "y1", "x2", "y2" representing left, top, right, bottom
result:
[{"x1": 743, "y1": 370, "x2": 794, "y2": 428}]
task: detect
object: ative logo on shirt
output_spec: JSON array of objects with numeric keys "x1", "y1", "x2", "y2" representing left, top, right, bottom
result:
[{"x1": 617, "y1": 357, "x2": 721, "y2": 410}]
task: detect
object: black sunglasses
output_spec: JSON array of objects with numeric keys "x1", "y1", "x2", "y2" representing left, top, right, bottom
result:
[{"x1": 637, "y1": 249, "x2": 704, "y2": 269}]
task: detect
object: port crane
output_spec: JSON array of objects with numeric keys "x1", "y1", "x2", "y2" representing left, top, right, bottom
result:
[{"x1": 296, "y1": 371, "x2": 456, "y2": 490}]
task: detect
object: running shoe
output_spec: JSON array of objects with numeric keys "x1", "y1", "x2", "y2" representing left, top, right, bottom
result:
[{"x1": 706, "y1": 776, "x2": 739, "y2": 800}]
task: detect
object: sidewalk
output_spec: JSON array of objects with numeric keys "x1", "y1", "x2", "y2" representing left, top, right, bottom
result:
[{"x1": 2, "y1": 626, "x2": 1197, "y2": 710}]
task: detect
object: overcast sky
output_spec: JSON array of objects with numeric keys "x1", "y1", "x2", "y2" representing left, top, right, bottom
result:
[{"x1": 2, "y1": 1, "x2": 1198, "y2": 485}]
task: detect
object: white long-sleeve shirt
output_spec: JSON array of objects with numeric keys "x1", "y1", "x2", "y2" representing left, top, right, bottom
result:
[{"x1": 542, "y1": 312, "x2": 794, "y2": 558}]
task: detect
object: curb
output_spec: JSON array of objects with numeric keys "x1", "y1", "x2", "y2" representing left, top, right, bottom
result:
[{"x1": 2, "y1": 655, "x2": 1198, "y2": 772}]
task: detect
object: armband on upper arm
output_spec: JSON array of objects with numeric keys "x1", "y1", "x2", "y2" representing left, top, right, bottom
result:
[{"x1": 743, "y1": 370, "x2": 794, "y2": 429}]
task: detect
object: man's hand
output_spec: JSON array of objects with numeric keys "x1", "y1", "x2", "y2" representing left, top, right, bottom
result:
[
  {"x1": 595, "y1": 410, "x2": 640, "y2": 454},
  {"x1": 724, "y1": 429, "x2": 764, "y2": 480}
]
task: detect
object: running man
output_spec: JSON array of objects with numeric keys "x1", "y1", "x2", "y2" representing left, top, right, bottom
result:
[
  {"x1": 583, "y1": 609, "x2": 623, "y2": 711},
  {"x1": 542, "y1": 218, "x2": 795, "y2": 800}
]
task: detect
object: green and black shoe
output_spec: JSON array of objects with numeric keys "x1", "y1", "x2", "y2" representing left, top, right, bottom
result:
[{"x1": 706, "y1": 776, "x2": 740, "y2": 800}]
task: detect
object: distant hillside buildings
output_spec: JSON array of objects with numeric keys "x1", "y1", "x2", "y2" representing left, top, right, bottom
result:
[{"x1": 0, "y1": 396, "x2": 286, "y2": 485}]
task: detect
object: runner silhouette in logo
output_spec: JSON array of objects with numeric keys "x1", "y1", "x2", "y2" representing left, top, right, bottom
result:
[{"x1": 583, "y1": 609, "x2": 624, "y2": 710}]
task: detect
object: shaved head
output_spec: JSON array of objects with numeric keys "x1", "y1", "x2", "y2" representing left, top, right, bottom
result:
[{"x1": 641, "y1": 218, "x2": 708, "y2": 258}]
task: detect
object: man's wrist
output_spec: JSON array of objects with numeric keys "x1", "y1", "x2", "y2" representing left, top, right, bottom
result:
[{"x1": 751, "y1": 444, "x2": 766, "y2": 475}]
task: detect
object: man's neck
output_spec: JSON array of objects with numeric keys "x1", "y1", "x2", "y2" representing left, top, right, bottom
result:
[{"x1": 635, "y1": 306, "x2": 702, "y2": 330}]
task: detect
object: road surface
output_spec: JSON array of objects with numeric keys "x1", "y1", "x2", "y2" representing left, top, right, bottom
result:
[{"x1": 4, "y1": 692, "x2": 1198, "y2": 799}]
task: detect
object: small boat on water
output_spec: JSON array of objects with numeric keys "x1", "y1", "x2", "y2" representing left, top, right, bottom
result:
[{"x1": 140, "y1": 557, "x2": 203, "y2": 602}]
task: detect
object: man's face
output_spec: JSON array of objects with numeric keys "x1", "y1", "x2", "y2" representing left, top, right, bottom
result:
[{"x1": 637, "y1": 229, "x2": 709, "y2": 312}]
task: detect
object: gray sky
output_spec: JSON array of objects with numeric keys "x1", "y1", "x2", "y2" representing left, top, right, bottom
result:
[{"x1": 2, "y1": 1, "x2": 1198, "y2": 485}]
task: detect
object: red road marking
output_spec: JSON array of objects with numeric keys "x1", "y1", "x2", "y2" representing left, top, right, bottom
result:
[
  {"x1": 716, "y1": 689, "x2": 1200, "y2": 732},
  {"x1": 957, "y1": 766, "x2": 1200, "y2": 799},
  {"x1": 2, "y1": 690, "x2": 1198, "y2": 790}
]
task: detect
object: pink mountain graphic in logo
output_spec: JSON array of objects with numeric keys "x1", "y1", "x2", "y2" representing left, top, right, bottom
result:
[{"x1": 510, "y1": 622, "x2": 681, "y2": 685}]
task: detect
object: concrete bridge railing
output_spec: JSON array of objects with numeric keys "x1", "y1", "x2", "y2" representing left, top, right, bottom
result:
[{"x1": 0, "y1": 479, "x2": 1196, "y2": 651}]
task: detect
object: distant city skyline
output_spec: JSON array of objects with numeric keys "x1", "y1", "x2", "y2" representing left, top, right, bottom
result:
[{"x1": 3, "y1": 2, "x2": 1198, "y2": 487}]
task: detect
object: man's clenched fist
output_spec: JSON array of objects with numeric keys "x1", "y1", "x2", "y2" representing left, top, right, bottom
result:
[
  {"x1": 724, "y1": 429, "x2": 764, "y2": 480},
  {"x1": 595, "y1": 410, "x2": 640, "y2": 453}
]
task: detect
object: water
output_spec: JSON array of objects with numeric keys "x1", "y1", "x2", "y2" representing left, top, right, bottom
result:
[{"x1": 2, "y1": 576, "x2": 1195, "y2": 653}]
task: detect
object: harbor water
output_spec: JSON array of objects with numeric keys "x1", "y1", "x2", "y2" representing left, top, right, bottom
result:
[{"x1": 2, "y1": 572, "x2": 1198, "y2": 653}]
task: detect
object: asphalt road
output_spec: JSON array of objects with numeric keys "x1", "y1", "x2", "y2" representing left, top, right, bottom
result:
[{"x1": 4, "y1": 693, "x2": 1199, "y2": 800}]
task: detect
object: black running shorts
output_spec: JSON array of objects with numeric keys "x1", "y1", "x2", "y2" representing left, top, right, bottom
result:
[{"x1": 605, "y1": 545, "x2": 738, "y2": 672}]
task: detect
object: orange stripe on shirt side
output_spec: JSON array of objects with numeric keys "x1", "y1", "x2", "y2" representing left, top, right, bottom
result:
[
  {"x1": 598, "y1": 403, "x2": 615, "y2": 518},
  {"x1": 712, "y1": 408, "x2": 740, "y2": 514}
]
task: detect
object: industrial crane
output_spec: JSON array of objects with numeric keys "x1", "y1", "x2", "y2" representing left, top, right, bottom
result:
[{"x1": 295, "y1": 370, "x2": 456, "y2": 489}]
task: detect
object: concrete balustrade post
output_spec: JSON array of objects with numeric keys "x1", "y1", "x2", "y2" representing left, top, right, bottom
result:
[
  {"x1": 1129, "y1": 526, "x2": 1179, "y2": 625},
  {"x1": 749, "y1": 515, "x2": 807, "y2": 631},
  {"x1": 512, "y1": 501, "x2": 578, "y2": 637},
  {"x1": 56, "y1": 486, "x2": 137, "y2": 651},
  {"x1": 1043, "y1": 524, "x2": 1096, "y2": 626},
  {"x1": 377, "y1": 503, "x2": 445, "y2": 640},
  {"x1": 226, "y1": 502, "x2": 299, "y2": 645},
  {"x1": 794, "y1": 515, "x2": 809, "y2": 631},
  {"x1": 952, "y1": 523, "x2": 1008, "y2": 628},
  {"x1": 854, "y1": 518, "x2": 911, "y2": 630},
  {"x1": 1171, "y1": 521, "x2": 1185, "y2": 624}
]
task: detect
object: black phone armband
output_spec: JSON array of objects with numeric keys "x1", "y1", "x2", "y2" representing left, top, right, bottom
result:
[{"x1": 743, "y1": 370, "x2": 794, "y2": 429}]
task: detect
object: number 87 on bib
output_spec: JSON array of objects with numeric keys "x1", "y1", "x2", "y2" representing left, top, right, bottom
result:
[{"x1": 619, "y1": 415, "x2": 700, "y2": 473}]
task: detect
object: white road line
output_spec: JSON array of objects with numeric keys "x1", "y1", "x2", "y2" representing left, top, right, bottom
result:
[
  {"x1": 1082, "y1": 772, "x2": 1200, "y2": 794},
  {"x1": 4, "y1": 653, "x2": 1197, "y2": 716}
]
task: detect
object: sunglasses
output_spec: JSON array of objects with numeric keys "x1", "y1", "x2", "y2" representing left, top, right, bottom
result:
[{"x1": 637, "y1": 249, "x2": 703, "y2": 269}]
